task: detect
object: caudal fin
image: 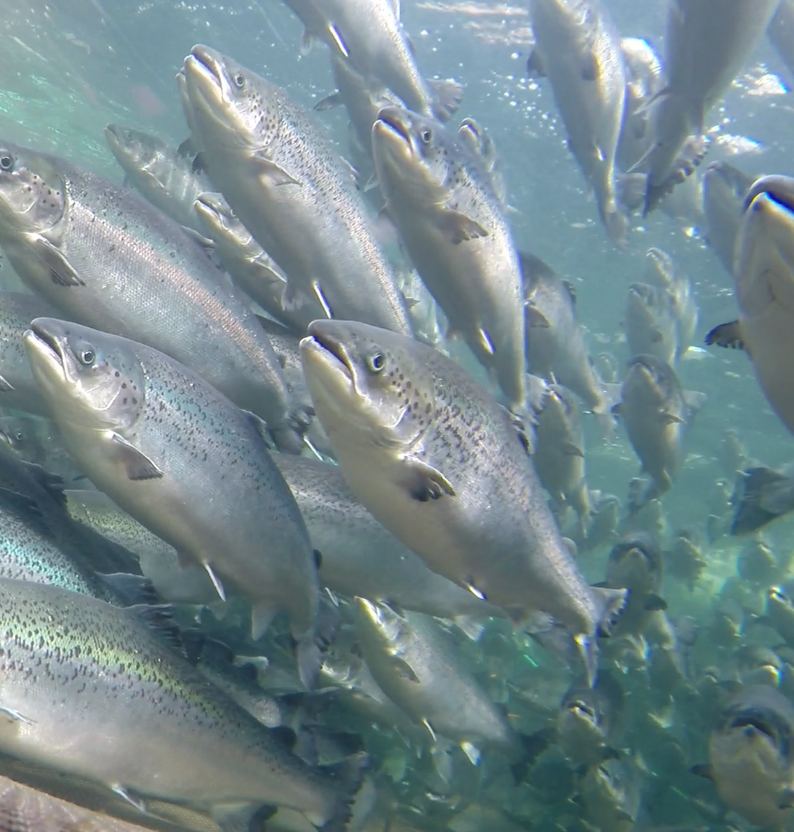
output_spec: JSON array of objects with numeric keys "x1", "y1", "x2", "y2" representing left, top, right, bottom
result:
[
  {"x1": 576, "y1": 586, "x2": 628, "y2": 686},
  {"x1": 731, "y1": 466, "x2": 794, "y2": 535},
  {"x1": 317, "y1": 753, "x2": 371, "y2": 832}
]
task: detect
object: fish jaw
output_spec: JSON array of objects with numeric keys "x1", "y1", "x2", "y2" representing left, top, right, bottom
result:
[
  {"x1": 372, "y1": 107, "x2": 443, "y2": 202},
  {"x1": 23, "y1": 321, "x2": 83, "y2": 419},
  {"x1": 183, "y1": 46, "x2": 253, "y2": 151},
  {"x1": 299, "y1": 330, "x2": 358, "y2": 441}
]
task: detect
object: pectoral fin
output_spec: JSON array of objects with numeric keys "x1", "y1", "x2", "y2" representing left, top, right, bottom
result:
[
  {"x1": 250, "y1": 152, "x2": 301, "y2": 186},
  {"x1": 399, "y1": 456, "x2": 456, "y2": 501},
  {"x1": 390, "y1": 656, "x2": 420, "y2": 683},
  {"x1": 108, "y1": 433, "x2": 164, "y2": 480},
  {"x1": 436, "y1": 209, "x2": 488, "y2": 244},
  {"x1": 29, "y1": 235, "x2": 85, "y2": 286}
]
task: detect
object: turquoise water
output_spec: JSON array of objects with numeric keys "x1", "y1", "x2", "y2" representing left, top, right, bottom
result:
[{"x1": 1, "y1": 1, "x2": 794, "y2": 830}]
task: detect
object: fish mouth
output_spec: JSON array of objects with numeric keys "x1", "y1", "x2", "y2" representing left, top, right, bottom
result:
[
  {"x1": 184, "y1": 45, "x2": 232, "y2": 106},
  {"x1": 627, "y1": 283, "x2": 652, "y2": 302},
  {"x1": 104, "y1": 124, "x2": 122, "y2": 143},
  {"x1": 613, "y1": 544, "x2": 654, "y2": 576},
  {"x1": 304, "y1": 321, "x2": 355, "y2": 383},
  {"x1": 26, "y1": 319, "x2": 64, "y2": 363},
  {"x1": 744, "y1": 175, "x2": 794, "y2": 214},
  {"x1": 567, "y1": 699, "x2": 598, "y2": 724},
  {"x1": 193, "y1": 194, "x2": 224, "y2": 224},
  {"x1": 626, "y1": 354, "x2": 659, "y2": 378},
  {"x1": 726, "y1": 705, "x2": 787, "y2": 754},
  {"x1": 373, "y1": 106, "x2": 414, "y2": 151},
  {"x1": 23, "y1": 318, "x2": 73, "y2": 386}
]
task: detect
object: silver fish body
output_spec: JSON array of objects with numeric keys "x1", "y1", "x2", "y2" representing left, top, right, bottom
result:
[
  {"x1": 645, "y1": 247, "x2": 698, "y2": 355},
  {"x1": 0, "y1": 141, "x2": 302, "y2": 452},
  {"x1": 354, "y1": 599, "x2": 516, "y2": 755},
  {"x1": 300, "y1": 319, "x2": 625, "y2": 684},
  {"x1": 641, "y1": 0, "x2": 778, "y2": 204},
  {"x1": 280, "y1": 0, "x2": 462, "y2": 120},
  {"x1": 617, "y1": 37, "x2": 663, "y2": 173},
  {"x1": 529, "y1": 0, "x2": 628, "y2": 244},
  {"x1": 522, "y1": 252, "x2": 611, "y2": 415},
  {"x1": 0, "y1": 292, "x2": 59, "y2": 417},
  {"x1": 709, "y1": 685, "x2": 794, "y2": 830},
  {"x1": 624, "y1": 283, "x2": 679, "y2": 366},
  {"x1": 706, "y1": 177, "x2": 794, "y2": 438},
  {"x1": 104, "y1": 124, "x2": 213, "y2": 231},
  {"x1": 702, "y1": 161, "x2": 756, "y2": 279},
  {"x1": 193, "y1": 191, "x2": 324, "y2": 335},
  {"x1": 63, "y1": 489, "x2": 217, "y2": 606},
  {"x1": 372, "y1": 106, "x2": 526, "y2": 411},
  {"x1": 617, "y1": 354, "x2": 700, "y2": 509},
  {"x1": 0, "y1": 578, "x2": 362, "y2": 830},
  {"x1": 273, "y1": 453, "x2": 500, "y2": 620},
  {"x1": 24, "y1": 318, "x2": 322, "y2": 687},
  {"x1": 182, "y1": 45, "x2": 413, "y2": 337},
  {"x1": 533, "y1": 382, "x2": 590, "y2": 533}
]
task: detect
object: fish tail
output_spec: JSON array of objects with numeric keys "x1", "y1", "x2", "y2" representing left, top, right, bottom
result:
[
  {"x1": 576, "y1": 586, "x2": 628, "y2": 686},
  {"x1": 317, "y1": 753, "x2": 371, "y2": 832}
]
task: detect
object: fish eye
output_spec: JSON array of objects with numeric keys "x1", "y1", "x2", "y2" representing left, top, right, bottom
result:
[
  {"x1": 420, "y1": 129, "x2": 432, "y2": 144},
  {"x1": 366, "y1": 352, "x2": 386, "y2": 373},
  {"x1": 79, "y1": 348, "x2": 96, "y2": 366},
  {"x1": 233, "y1": 72, "x2": 245, "y2": 89},
  {"x1": 0, "y1": 155, "x2": 13, "y2": 172},
  {"x1": 14, "y1": 432, "x2": 23, "y2": 442}
]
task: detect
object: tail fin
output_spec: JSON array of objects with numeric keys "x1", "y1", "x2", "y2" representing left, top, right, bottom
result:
[
  {"x1": 577, "y1": 586, "x2": 628, "y2": 686},
  {"x1": 271, "y1": 404, "x2": 314, "y2": 455},
  {"x1": 297, "y1": 593, "x2": 342, "y2": 691},
  {"x1": 731, "y1": 466, "x2": 794, "y2": 535},
  {"x1": 317, "y1": 753, "x2": 371, "y2": 832}
]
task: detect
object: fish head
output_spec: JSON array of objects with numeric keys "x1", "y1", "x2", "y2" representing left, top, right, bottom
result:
[
  {"x1": 104, "y1": 124, "x2": 161, "y2": 170},
  {"x1": 606, "y1": 532, "x2": 662, "y2": 593},
  {"x1": 622, "y1": 353, "x2": 676, "y2": 409},
  {"x1": 458, "y1": 117, "x2": 497, "y2": 172},
  {"x1": 300, "y1": 320, "x2": 435, "y2": 453},
  {"x1": 736, "y1": 175, "x2": 794, "y2": 319},
  {"x1": 183, "y1": 45, "x2": 279, "y2": 153},
  {"x1": 582, "y1": 758, "x2": 637, "y2": 818},
  {"x1": 713, "y1": 685, "x2": 794, "y2": 779},
  {"x1": 768, "y1": 586, "x2": 794, "y2": 625},
  {"x1": 625, "y1": 282, "x2": 664, "y2": 322},
  {"x1": 704, "y1": 161, "x2": 755, "y2": 203},
  {"x1": 23, "y1": 318, "x2": 146, "y2": 433},
  {"x1": 645, "y1": 247, "x2": 675, "y2": 291},
  {"x1": 738, "y1": 539, "x2": 778, "y2": 583},
  {"x1": 372, "y1": 106, "x2": 455, "y2": 198},
  {"x1": 319, "y1": 650, "x2": 366, "y2": 689},
  {"x1": 353, "y1": 597, "x2": 410, "y2": 655},
  {"x1": 558, "y1": 687, "x2": 606, "y2": 744},
  {"x1": 0, "y1": 417, "x2": 35, "y2": 461},
  {"x1": 0, "y1": 144, "x2": 67, "y2": 236},
  {"x1": 193, "y1": 192, "x2": 246, "y2": 246},
  {"x1": 734, "y1": 645, "x2": 783, "y2": 688}
]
